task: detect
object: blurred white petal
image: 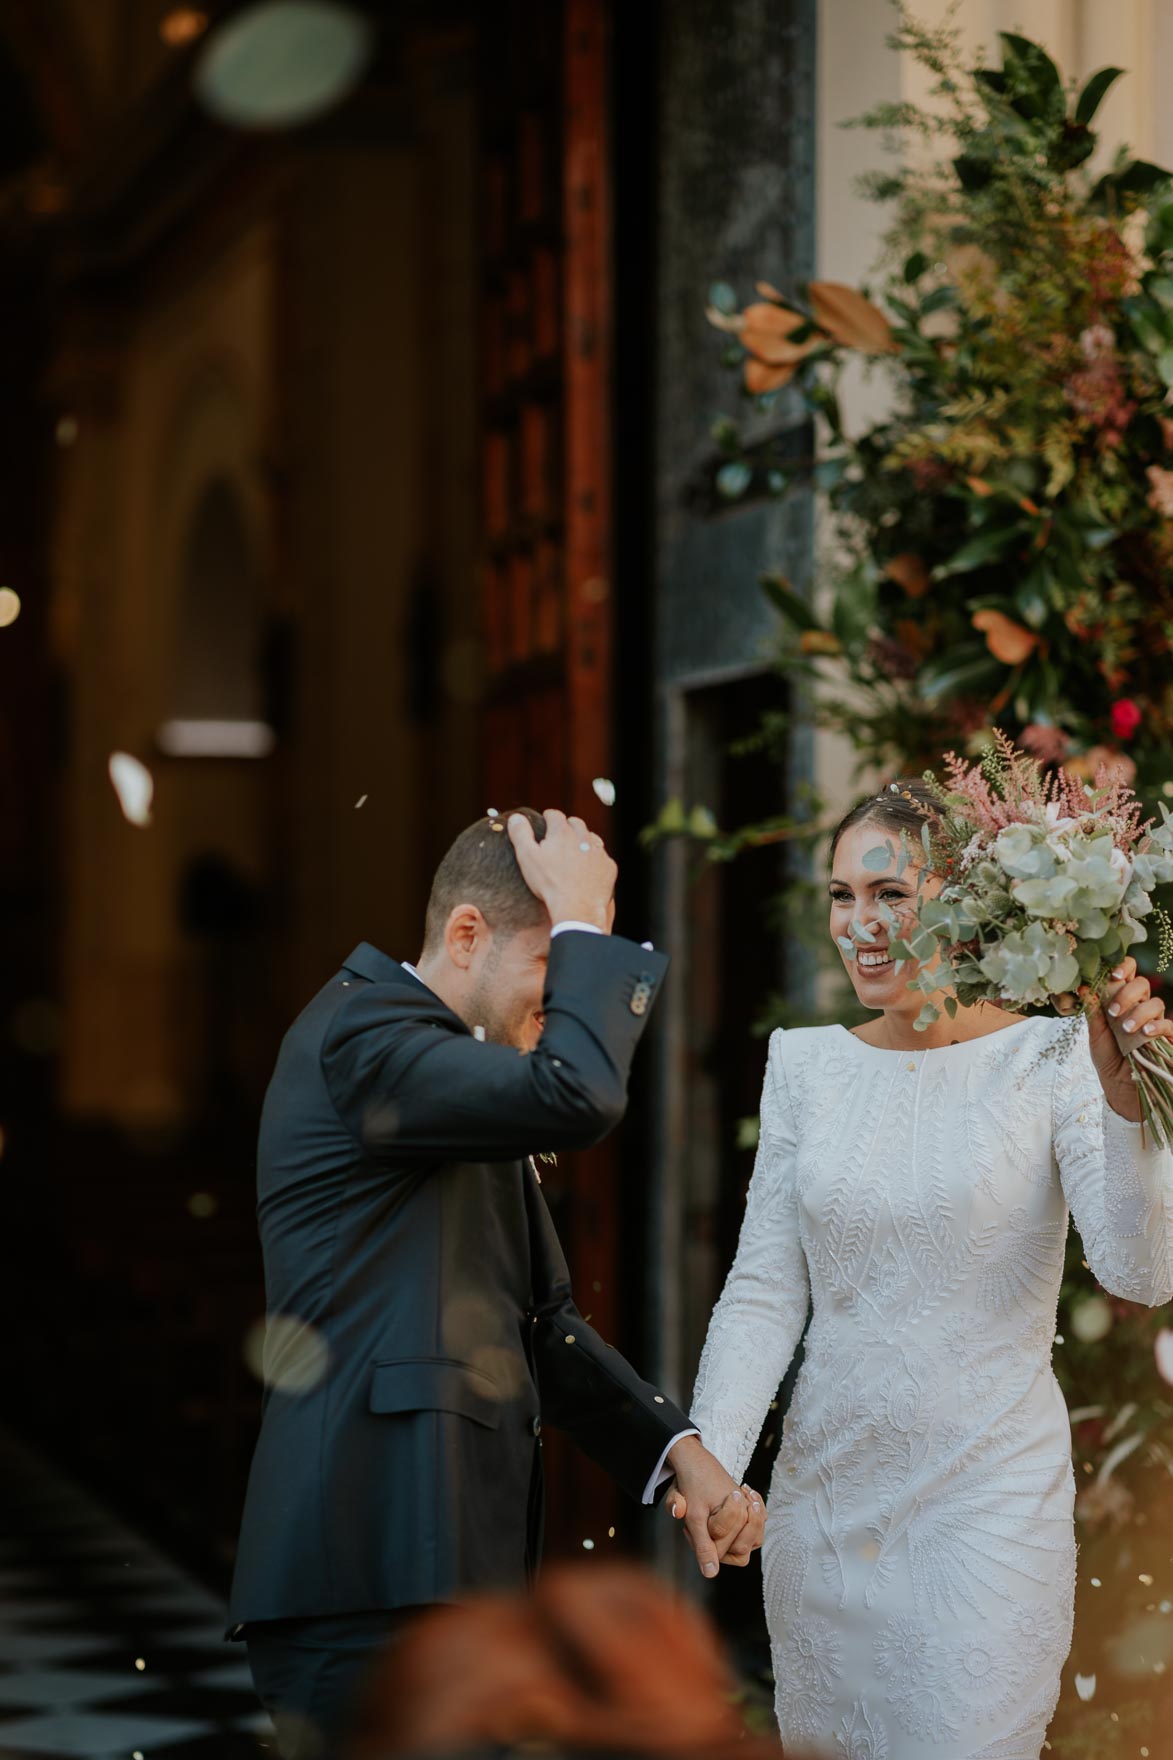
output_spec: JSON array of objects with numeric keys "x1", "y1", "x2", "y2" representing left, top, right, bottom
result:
[
  {"x1": 591, "y1": 777, "x2": 616, "y2": 807},
  {"x1": 108, "y1": 753, "x2": 154, "y2": 826},
  {"x1": 1074, "y1": 1673, "x2": 1096, "y2": 1701},
  {"x1": 1155, "y1": 1328, "x2": 1173, "y2": 1384}
]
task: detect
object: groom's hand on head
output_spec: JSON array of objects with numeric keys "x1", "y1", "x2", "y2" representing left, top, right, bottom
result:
[
  {"x1": 665, "y1": 1437, "x2": 764, "y2": 1577},
  {"x1": 508, "y1": 808, "x2": 617, "y2": 932}
]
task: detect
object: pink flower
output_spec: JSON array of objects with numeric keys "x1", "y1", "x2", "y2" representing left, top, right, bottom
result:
[
  {"x1": 1146, "y1": 464, "x2": 1173, "y2": 517},
  {"x1": 1079, "y1": 323, "x2": 1115, "y2": 360},
  {"x1": 1019, "y1": 723, "x2": 1072, "y2": 765},
  {"x1": 1110, "y1": 699, "x2": 1142, "y2": 740}
]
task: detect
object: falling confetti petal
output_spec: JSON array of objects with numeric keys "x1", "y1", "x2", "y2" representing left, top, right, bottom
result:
[
  {"x1": 108, "y1": 753, "x2": 154, "y2": 827},
  {"x1": 1155, "y1": 1328, "x2": 1173, "y2": 1384},
  {"x1": 354, "y1": 794, "x2": 368, "y2": 809},
  {"x1": 1074, "y1": 1673, "x2": 1096, "y2": 1701},
  {"x1": 582, "y1": 1538, "x2": 595, "y2": 1550},
  {"x1": 135, "y1": 1658, "x2": 146, "y2": 1671},
  {"x1": 591, "y1": 777, "x2": 616, "y2": 807},
  {"x1": 0, "y1": 588, "x2": 21, "y2": 628}
]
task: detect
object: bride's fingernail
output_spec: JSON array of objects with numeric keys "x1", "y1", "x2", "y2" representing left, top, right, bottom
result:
[
  {"x1": 1123, "y1": 1018, "x2": 1137, "y2": 1033},
  {"x1": 670, "y1": 1502, "x2": 680, "y2": 1518},
  {"x1": 1144, "y1": 1022, "x2": 1160, "y2": 1034},
  {"x1": 1112, "y1": 967, "x2": 1125, "y2": 979},
  {"x1": 1108, "y1": 1004, "x2": 1121, "y2": 1017}
]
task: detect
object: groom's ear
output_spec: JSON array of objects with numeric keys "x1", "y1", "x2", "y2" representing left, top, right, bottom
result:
[{"x1": 445, "y1": 902, "x2": 489, "y2": 970}]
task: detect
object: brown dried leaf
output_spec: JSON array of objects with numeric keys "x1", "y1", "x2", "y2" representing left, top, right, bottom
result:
[
  {"x1": 740, "y1": 302, "x2": 815, "y2": 365},
  {"x1": 809, "y1": 281, "x2": 898, "y2": 354},
  {"x1": 885, "y1": 553, "x2": 931, "y2": 598},
  {"x1": 971, "y1": 609, "x2": 1039, "y2": 666},
  {"x1": 744, "y1": 356, "x2": 799, "y2": 394}
]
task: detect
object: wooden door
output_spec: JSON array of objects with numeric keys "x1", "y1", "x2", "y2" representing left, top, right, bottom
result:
[{"x1": 478, "y1": 0, "x2": 624, "y2": 1556}]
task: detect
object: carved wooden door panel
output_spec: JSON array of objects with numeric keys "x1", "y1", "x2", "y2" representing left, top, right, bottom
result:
[{"x1": 479, "y1": 0, "x2": 624, "y2": 1556}]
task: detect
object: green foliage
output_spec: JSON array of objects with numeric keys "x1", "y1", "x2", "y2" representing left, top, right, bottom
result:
[{"x1": 712, "y1": 9, "x2": 1173, "y2": 786}]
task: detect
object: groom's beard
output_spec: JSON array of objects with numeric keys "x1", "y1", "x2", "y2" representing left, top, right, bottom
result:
[{"x1": 465, "y1": 957, "x2": 537, "y2": 1052}]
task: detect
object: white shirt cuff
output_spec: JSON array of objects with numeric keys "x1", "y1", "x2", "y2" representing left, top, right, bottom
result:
[
  {"x1": 550, "y1": 920, "x2": 604, "y2": 937},
  {"x1": 641, "y1": 1428, "x2": 699, "y2": 1505}
]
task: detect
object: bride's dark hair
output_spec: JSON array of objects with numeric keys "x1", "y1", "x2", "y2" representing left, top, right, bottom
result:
[{"x1": 829, "y1": 777, "x2": 941, "y2": 866}]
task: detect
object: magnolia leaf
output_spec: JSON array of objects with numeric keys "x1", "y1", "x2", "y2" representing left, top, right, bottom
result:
[
  {"x1": 745, "y1": 356, "x2": 799, "y2": 395},
  {"x1": 885, "y1": 552, "x2": 931, "y2": 597},
  {"x1": 972, "y1": 608, "x2": 1040, "y2": 665},
  {"x1": 760, "y1": 573, "x2": 821, "y2": 630},
  {"x1": 741, "y1": 301, "x2": 817, "y2": 366},
  {"x1": 809, "y1": 281, "x2": 898, "y2": 354},
  {"x1": 1075, "y1": 65, "x2": 1124, "y2": 126}
]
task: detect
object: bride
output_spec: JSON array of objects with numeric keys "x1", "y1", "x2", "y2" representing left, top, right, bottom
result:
[{"x1": 690, "y1": 779, "x2": 1173, "y2": 1759}]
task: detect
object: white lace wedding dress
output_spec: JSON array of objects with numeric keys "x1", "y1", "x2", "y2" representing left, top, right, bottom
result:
[{"x1": 691, "y1": 1017, "x2": 1173, "y2": 1759}]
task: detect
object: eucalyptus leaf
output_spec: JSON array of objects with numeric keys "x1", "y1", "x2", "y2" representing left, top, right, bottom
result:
[
  {"x1": 716, "y1": 461, "x2": 753, "y2": 500},
  {"x1": 862, "y1": 840, "x2": 896, "y2": 872},
  {"x1": 849, "y1": 917, "x2": 877, "y2": 945}
]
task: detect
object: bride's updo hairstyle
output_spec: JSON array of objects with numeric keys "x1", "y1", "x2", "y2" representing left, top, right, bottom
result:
[{"x1": 829, "y1": 777, "x2": 942, "y2": 868}]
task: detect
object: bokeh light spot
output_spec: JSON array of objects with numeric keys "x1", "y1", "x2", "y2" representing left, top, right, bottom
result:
[
  {"x1": 243, "y1": 1313, "x2": 330, "y2": 1395},
  {"x1": 0, "y1": 588, "x2": 21, "y2": 628},
  {"x1": 194, "y1": 1, "x2": 375, "y2": 132},
  {"x1": 160, "y1": 7, "x2": 209, "y2": 47},
  {"x1": 186, "y1": 1191, "x2": 219, "y2": 1220}
]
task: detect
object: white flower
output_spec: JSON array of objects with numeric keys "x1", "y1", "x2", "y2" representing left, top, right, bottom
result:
[{"x1": 1044, "y1": 802, "x2": 1079, "y2": 832}]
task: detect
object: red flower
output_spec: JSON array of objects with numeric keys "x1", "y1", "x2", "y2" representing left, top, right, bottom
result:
[{"x1": 1110, "y1": 698, "x2": 1143, "y2": 740}]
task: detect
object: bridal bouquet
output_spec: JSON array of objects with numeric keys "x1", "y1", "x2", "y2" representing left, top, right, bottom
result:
[{"x1": 883, "y1": 733, "x2": 1173, "y2": 1141}]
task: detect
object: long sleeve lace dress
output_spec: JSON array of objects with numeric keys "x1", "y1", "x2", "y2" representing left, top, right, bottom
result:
[{"x1": 691, "y1": 1017, "x2": 1173, "y2": 1759}]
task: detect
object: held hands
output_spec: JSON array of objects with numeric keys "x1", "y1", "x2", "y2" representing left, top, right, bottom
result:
[
  {"x1": 1059, "y1": 956, "x2": 1173, "y2": 1121},
  {"x1": 664, "y1": 1435, "x2": 765, "y2": 1578},
  {"x1": 508, "y1": 809, "x2": 617, "y2": 933}
]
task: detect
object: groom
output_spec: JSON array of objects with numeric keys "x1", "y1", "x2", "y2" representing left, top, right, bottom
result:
[{"x1": 228, "y1": 806, "x2": 762, "y2": 1757}]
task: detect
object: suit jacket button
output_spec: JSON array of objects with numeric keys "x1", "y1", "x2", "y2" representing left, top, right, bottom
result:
[
  {"x1": 630, "y1": 980, "x2": 652, "y2": 1017},
  {"x1": 532, "y1": 1416, "x2": 542, "y2": 1437}
]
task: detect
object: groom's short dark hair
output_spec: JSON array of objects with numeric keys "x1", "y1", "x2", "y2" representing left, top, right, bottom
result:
[{"x1": 422, "y1": 807, "x2": 549, "y2": 952}]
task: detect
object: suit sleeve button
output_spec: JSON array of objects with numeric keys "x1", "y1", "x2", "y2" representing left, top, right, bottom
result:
[
  {"x1": 654, "y1": 1395, "x2": 665, "y2": 1404},
  {"x1": 532, "y1": 1416, "x2": 542, "y2": 1436}
]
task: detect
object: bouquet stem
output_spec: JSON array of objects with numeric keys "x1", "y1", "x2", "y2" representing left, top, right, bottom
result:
[{"x1": 1128, "y1": 1040, "x2": 1173, "y2": 1150}]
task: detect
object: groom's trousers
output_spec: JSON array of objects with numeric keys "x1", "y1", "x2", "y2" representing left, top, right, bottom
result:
[{"x1": 245, "y1": 1608, "x2": 423, "y2": 1759}]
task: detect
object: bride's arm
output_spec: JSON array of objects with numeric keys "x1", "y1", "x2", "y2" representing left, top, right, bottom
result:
[
  {"x1": 1053, "y1": 1017, "x2": 1173, "y2": 1306},
  {"x1": 690, "y1": 1031, "x2": 811, "y2": 1486}
]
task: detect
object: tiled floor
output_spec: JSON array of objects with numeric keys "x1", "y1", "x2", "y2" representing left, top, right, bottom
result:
[{"x1": 0, "y1": 1430, "x2": 273, "y2": 1759}]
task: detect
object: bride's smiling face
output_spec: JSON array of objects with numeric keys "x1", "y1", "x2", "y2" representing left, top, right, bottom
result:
[{"x1": 828, "y1": 819, "x2": 943, "y2": 1013}]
